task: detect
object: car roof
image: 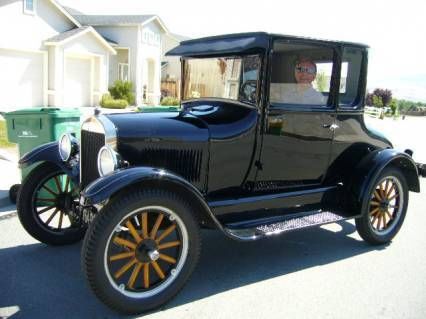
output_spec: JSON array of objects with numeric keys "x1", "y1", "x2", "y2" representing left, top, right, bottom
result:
[{"x1": 166, "y1": 32, "x2": 369, "y2": 57}]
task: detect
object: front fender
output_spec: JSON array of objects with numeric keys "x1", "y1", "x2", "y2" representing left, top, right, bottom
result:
[
  {"x1": 351, "y1": 148, "x2": 420, "y2": 212},
  {"x1": 18, "y1": 142, "x2": 79, "y2": 183},
  {"x1": 82, "y1": 166, "x2": 225, "y2": 231}
]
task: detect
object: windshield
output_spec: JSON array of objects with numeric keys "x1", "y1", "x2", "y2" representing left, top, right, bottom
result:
[{"x1": 182, "y1": 55, "x2": 261, "y2": 104}]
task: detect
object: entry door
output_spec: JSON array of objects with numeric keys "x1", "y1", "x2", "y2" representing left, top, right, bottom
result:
[
  {"x1": 64, "y1": 56, "x2": 91, "y2": 107},
  {"x1": 256, "y1": 108, "x2": 335, "y2": 188}
]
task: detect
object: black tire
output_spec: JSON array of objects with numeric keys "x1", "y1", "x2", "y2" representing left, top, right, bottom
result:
[
  {"x1": 355, "y1": 167, "x2": 409, "y2": 245},
  {"x1": 16, "y1": 162, "x2": 86, "y2": 245},
  {"x1": 82, "y1": 189, "x2": 201, "y2": 315}
]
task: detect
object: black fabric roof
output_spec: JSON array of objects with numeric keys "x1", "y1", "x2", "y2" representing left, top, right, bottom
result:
[{"x1": 166, "y1": 32, "x2": 368, "y2": 57}]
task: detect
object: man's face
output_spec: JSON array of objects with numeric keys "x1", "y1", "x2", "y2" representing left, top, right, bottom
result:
[{"x1": 294, "y1": 61, "x2": 317, "y2": 84}]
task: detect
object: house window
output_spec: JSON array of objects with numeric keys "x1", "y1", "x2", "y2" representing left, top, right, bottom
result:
[
  {"x1": 23, "y1": 0, "x2": 36, "y2": 14},
  {"x1": 118, "y1": 63, "x2": 129, "y2": 82}
]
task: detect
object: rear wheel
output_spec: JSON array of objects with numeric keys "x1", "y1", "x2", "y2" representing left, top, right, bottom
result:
[
  {"x1": 82, "y1": 189, "x2": 201, "y2": 315},
  {"x1": 355, "y1": 167, "x2": 408, "y2": 245},
  {"x1": 17, "y1": 162, "x2": 85, "y2": 245}
]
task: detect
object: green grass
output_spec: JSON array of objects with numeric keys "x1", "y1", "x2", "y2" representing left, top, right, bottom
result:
[{"x1": 0, "y1": 120, "x2": 15, "y2": 148}]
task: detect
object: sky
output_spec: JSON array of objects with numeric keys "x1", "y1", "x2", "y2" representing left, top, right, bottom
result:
[{"x1": 60, "y1": 0, "x2": 426, "y2": 102}]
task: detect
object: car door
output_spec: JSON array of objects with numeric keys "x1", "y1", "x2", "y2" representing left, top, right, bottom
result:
[{"x1": 255, "y1": 40, "x2": 338, "y2": 190}]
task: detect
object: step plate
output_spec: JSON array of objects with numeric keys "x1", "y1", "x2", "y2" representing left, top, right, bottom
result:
[{"x1": 225, "y1": 211, "x2": 345, "y2": 241}]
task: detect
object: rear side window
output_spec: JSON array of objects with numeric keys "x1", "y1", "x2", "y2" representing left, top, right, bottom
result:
[
  {"x1": 339, "y1": 47, "x2": 364, "y2": 108},
  {"x1": 270, "y1": 41, "x2": 335, "y2": 108}
]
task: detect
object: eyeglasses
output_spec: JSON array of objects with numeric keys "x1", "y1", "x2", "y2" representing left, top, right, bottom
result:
[{"x1": 295, "y1": 66, "x2": 316, "y2": 75}]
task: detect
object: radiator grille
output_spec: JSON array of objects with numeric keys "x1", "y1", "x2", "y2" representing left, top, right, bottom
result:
[
  {"x1": 141, "y1": 148, "x2": 203, "y2": 182},
  {"x1": 80, "y1": 130, "x2": 105, "y2": 188}
]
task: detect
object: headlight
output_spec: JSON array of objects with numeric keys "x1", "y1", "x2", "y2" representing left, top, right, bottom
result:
[
  {"x1": 59, "y1": 133, "x2": 77, "y2": 162},
  {"x1": 97, "y1": 146, "x2": 119, "y2": 176}
]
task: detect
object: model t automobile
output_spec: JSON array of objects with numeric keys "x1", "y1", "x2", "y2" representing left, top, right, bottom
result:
[{"x1": 16, "y1": 32, "x2": 425, "y2": 314}]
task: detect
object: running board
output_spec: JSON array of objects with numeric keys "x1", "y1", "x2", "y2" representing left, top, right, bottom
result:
[{"x1": 223, "y1": 210, "x2": 347, "y2": 241}]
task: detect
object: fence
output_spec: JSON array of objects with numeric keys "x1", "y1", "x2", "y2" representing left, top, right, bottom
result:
[
  {"x1": 364, "y1": 106, "x2": 383, "y2": 118},
  {"x1": 161, "y1": 80, "x2": 180, "y2": 99}
]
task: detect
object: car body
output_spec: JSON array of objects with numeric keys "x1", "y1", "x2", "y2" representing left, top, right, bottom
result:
[{"x1": 17, "y1": 32, "x2": 426, "y2": 314}]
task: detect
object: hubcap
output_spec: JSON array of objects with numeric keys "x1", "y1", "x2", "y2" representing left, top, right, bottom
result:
[
  {"x1": 368, "y1": 176, "x2": 403, "y2": 234},
  {"x1": 104, "y1": 206, "x2": 189, "y2": 298}
]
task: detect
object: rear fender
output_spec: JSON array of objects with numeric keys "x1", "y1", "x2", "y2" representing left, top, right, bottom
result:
[
  {"x1": 18, "y1": 142, "x2": 79, "y2": 183},
  {"x1": 350, "y1": 148, "x2": 420, "y2": 214}
]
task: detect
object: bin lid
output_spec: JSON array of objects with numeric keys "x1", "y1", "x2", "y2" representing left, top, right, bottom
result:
[{"x1": 5, "y1": 107, "x2": 81, "y2": 118}]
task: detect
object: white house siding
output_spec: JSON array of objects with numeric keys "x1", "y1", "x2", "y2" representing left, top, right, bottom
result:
[
  {"x1": 0, "y1": 48, "x2": 46, "y2": 108},
  {"x1": 92, "y1": 26, "x2": 139, "y2": 87},
  {"x1": 140, "y1": 21, "x2": 163, "y2": 105},
  {"x1": 161, "y1": 34, "x2": 181, "y2": 81},
  {"x1": 0, "y1": 0, "x2": 75, "y2": 51}
]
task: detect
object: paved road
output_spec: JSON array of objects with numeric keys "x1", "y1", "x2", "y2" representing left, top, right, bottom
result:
[{"x1": 1, "y1": 117, "x2": 425, "y2": 319}]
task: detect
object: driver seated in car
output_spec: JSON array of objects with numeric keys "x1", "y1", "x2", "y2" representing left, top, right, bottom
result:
[{"x1": 270, "y1": 58, "x2": 326, "y2": 105}]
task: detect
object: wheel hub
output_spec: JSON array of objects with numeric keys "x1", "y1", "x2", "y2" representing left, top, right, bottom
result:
[
  {"x1": 135, "y1": 239, "x2": 159, "y2": 263},
  {"x1": 56, "y1": 193, "x2": 73, "y2": 212}
]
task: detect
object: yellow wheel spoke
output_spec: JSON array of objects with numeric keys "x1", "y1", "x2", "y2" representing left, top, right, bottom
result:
[
  {"x1": 45, "y1": 209, "x2": 59, "y2": 225},
  {"x1": 156, "y1": 224, "x2": 176, "y2": 243},
  {"x1": 58, "y1": 211, "x2": 64, "y2": 230},
  {"x1": 388, "y1": 193, "x2": 399, "y2": 201},
  {"x1": 42, "y1": 185, "x2": 58, "y2": 196},
  {"x1": 141, "y1": 212, "x2": 148, "y2": 239},
  {"x1": 113, "y1": 237, "x2": 137, "y2": 250},
  {"x1": 376, "y1": 214, "x2": 381, "y2": 230},
  {"x1": 53, "y1": 176, "x2": 62, "y2": 193},
  {"x1": 114, "y1": 258, "x2": 137, "y2": 279},
  {"x1": 143, "y1": 263, "x2": 150, "y2": 289},
  {"x1": 370, "y1": 201, "x2": 380, "y2": 207},
  {"x1": 109, "y1": 251, "x2": 134, "y2": 262},
  {"x1": 382, "y1": 212, "x2": 387, "y2": 228},
  {"x1": 151, "y1": 261, "x2": 165, "y2": 279},
  {"x1": 384, "y1": 180, "x2": 390, "y2": 197},
  {"x1": 385, "y1": 210, "x2": 393, "y2": 220},
  {"x1": 369, "y1": 208, "x2": 380, "y2": 216},
  {"x1": 128, "y1": 262, "x2": 143, "y2": 289},
  {"x1": 150, "y1": 213, "x2": 164, "y2": 239},
  {"x1": 125, "y1": 220, "x2": 142, "y2": 243},
  {"x1": 37, "y1": 205, "x2": 56, "y2": 215},
  {"x1": 159, "y1": 253, "x2": 176, "y2": 264},
  {"x1": 373, "y1": 190, "x2": 382, "y2": 201},
  {"x1": 379, "y1": 183, "x2": 386, "y2": 199},
  {"x1": 386, "y1": 184, "x2": 395, "y2": 198},
  {"x1": 371, "y1": 213, "x2": 379, "y2": 226},
  {"x1": 158, "y1": 241, "x2": 181, "y2": 250}
]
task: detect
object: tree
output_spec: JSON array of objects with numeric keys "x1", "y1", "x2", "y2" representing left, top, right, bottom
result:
[
  {"x1": 373, "y1": 88, "x2": 392, "y2": 106},
  {"x1": 389, "y1": 99, "x2": 397, "y2": 115},
  {"x1": 372, "y1": 95, "x2": 383, "y2": 108}
]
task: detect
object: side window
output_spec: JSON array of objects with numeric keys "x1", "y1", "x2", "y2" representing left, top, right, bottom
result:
[
  {"x1": 23, "y1": 0, "x2": 36, "y2": 14},
  {"x1": 339, "y1": 48, "x2": 363, "y2": 108},
  {"x1": 270, "y1": 41, "x2": 334, "y2": 107}
]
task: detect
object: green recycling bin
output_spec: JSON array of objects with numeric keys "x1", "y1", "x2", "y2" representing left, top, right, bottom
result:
[
  {"x1": 138, "y1": 106, "x2": 180, "y2": 113},
  {"x1": 5, "y1": 107, "x2": 81, "y2": 184}
]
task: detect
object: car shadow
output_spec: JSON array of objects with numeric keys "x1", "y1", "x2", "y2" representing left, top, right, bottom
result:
[{"x1": 0, "y1": 221, "x2": 386, "y2": 319}]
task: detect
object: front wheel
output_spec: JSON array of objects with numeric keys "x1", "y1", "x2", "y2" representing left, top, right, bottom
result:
[
  {"x1": 82, "y1": 189, "x2": 201, "y2": 315},
  {"x1": 355, "y1": 167, "x2": 409, "y2": 245},
  {"x1": 16, "y1": 162, "x2": 86, "y2": 245}
]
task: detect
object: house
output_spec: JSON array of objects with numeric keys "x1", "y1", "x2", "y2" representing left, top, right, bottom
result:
[
  {"x1": 0, "y1": 0, "x2": 116, "y2": 110},
  {"x1": 71, "y1": 13, "x2": 169, "y2": 106},
  {"x1": 0, "y1": 0, "x2": 169, "y2": 110}
]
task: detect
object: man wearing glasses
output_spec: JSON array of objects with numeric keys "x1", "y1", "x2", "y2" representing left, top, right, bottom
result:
[{"x1": 270, "y1": 58, "x2": 326, "y2": 105}]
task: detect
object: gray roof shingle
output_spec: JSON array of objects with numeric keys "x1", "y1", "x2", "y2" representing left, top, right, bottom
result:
[
  {"x1": 73, "y1": 15, "x2": 156, "y2": 26},
  {"x1": 45, "y1": 26, "x2": 91, "y2": 43}
]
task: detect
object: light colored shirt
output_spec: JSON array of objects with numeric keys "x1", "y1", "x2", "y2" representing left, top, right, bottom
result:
[{"x1": 270, "y1": 83, "x2": 326, "y2": 105}]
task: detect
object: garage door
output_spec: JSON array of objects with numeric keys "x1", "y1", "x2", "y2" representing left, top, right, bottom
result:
[
  {"x1": 0, "y1": 49, "x2": 44, "y2": 110},
  {"x1": 64, "y1": 56, "x2": 91, "y2": 107}
]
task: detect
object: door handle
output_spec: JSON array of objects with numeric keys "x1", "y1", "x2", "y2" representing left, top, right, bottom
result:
[{"x1": 322, "y1": 123, "x2": 339, "y2": 130}]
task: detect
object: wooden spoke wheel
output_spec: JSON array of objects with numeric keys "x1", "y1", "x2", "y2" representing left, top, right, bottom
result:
[
  {"x1": 355, "y1": 167, "x2": 408, "y2": 245},
  {"x1": 368, "y1": 176, "x2": 403, "y2": 235},
  {"x1": 82, "y1": 189, "x2": 200, "y2": 315},
  {"x1": 17, "y1": 162, "x2": 86, "y2": 245},
  {"x1": 105, "y1": 206, "x2": 188, "y2": 296}
]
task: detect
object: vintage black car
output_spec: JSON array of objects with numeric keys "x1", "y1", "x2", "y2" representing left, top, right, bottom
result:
[{"x1": 16, "y1": 32, "x2": 425, "y2": 314}]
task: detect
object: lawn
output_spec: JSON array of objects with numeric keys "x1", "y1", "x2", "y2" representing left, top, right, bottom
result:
[{"x1": 0, "y1": 120, "x2": 16, "y2": 148}]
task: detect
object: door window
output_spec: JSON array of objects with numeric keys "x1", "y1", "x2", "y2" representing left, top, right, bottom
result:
[
  {"x1": 339, "y1": 48, "x2": 364, "y2": 108},
  {"x1": 270, "y1": 42, "x2": 335, "y2": 107}
]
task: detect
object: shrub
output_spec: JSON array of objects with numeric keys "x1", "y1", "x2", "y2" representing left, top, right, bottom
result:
[
  {"x1": 160, "y1": 96, "x2": 180, "y2": 106},
  {"x1": 100, "y1": 93, "x2": 128, "y2": 109},
  {"x1": 109, "y1": 80, "x2": 135, "y2": 105}
]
